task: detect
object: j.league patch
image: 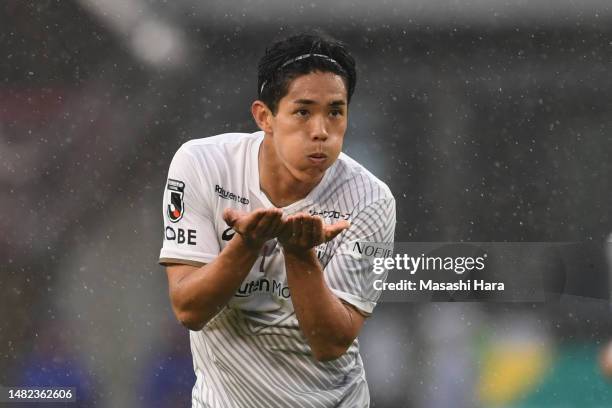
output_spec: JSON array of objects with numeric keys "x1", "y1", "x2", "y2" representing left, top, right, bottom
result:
[{"x1": 166, "y1": 179, "x2": 185, "y2": 223}]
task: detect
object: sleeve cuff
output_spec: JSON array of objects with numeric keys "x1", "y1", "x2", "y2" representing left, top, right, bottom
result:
[
  {"x1": 330, "y1": 289, "x2": 376, "y2": 316},
  {"x1": 159, "y1": 249, "x2": 217, "y2": 267},
  {"x1": 159, "y1": 257, "x2": 207, "y2": 267}
]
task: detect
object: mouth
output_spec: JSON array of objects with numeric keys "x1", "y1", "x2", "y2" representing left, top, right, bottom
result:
[{"x1": 307, "y1": 153, "x2": 328, "y2": 164}]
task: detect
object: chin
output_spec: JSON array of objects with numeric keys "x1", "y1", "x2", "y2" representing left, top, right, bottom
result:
[{"x1": 294, "y1": 167, "x2": 326, "y2": 183}]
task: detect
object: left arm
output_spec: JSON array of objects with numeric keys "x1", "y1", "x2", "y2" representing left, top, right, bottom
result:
[
  {"x1": 284, "y1": 247, "x2": 365, "y2": 362},
  {"x1": 280, "y1": 214, "x2": 363, "y2": 362}
]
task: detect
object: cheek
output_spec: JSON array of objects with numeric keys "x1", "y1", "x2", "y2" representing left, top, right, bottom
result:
[
  {"x1": 287, "y1": 139, "x2": 307, "y2": 161},
  {"x1": 276, "y1": 135, "x2": 304, "y2": 164},
  {"x1": 330, "y1": 133, "x2": 344, "y2": 149}
]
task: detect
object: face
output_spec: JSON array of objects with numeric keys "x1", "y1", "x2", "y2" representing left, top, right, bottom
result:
[{"x1": 267, "y1": 71, "x2": 348, "y2": 183}]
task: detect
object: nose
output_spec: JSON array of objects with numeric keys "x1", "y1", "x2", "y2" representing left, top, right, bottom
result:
[{"x1": 310, "y1": 115, "x2": 329, "y2": 142}]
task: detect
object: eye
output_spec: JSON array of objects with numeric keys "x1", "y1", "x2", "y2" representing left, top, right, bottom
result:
[
  {"x1": 329, "y1": 109, "x2": 344, "y2": 117},
  {"x1": 294, "y1": 109, "x2": 309, "y2": 117}
]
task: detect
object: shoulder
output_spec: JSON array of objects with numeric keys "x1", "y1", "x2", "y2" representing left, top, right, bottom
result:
[
  {"x1": 332, "y1": 152, "x2": 395, "y2": 206},
  {"x1": 178, "y1": 130, "x2": 262, "y2": 159},
  {"x1": 167, "y1": 130, "x2": 262, "y2": 195}
]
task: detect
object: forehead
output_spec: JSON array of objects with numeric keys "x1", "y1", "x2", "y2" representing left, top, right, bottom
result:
[{"x1": 283, "y1": 71, "x2": 347, "y2": 102}]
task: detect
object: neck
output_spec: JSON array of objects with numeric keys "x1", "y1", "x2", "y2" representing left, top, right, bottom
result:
[{"x1": 258, "y1": 136, "x2": 324, "y2": 208}]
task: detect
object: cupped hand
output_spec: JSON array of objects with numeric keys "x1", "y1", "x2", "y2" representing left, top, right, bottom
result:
[
  {"x1": 278, "y1": 213, "x2": 350, "y2": 252},
  {"x1": 223, "y1": 207, "x2": 284, "y2": 250}
]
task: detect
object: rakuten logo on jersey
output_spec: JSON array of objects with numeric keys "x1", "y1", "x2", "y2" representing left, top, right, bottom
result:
[{"x1": 215, "y1": 184, "x2": 249, "y2": 205}]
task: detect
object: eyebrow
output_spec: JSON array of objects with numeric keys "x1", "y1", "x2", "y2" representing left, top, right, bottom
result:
[{"x1": 293, "y1": 99, "x2": 346, "y2": 106}]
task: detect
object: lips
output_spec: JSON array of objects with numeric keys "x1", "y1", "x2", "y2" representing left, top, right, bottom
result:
[{"x1": 307, "y1": 153, "x2": 328, "y2": 164}]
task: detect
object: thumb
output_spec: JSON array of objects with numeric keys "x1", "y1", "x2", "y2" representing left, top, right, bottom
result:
[
  {"x1": 324, "y1": 220, "x2": 350, "y2": 242},
  {"x1": 223, "y1": 208, "x2": 238, "y2": 226}
]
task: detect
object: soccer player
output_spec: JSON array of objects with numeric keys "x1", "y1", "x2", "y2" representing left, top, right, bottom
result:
[{"x1": 159, "y1": 33, "x2": 396, "y2": 408}]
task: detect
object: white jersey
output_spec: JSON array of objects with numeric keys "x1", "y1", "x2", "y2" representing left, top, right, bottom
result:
[{"x1": 159, "y1": 131, "x2": 396, "y2": 408}]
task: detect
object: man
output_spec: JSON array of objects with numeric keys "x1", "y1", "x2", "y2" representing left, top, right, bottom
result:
[{"x1": 159, "y1": 32, "x2": 395, "y2": 408}]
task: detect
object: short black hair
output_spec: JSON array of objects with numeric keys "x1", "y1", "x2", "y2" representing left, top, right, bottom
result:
[{"x1": 257, "y1": 32, "x2": 357, "y2": 114}]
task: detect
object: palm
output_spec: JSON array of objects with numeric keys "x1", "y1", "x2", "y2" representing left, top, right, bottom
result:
[
  {"x1": 279, "y1": 213, "x2": 350, "y2": 250},
  {"x1": 223, "y1": 208, "x2": 284, "y2": 249}
]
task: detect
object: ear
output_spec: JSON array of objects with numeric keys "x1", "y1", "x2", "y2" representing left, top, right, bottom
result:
[{"x1": 251, "y1": 100, "x2": 273, "y2": 134}]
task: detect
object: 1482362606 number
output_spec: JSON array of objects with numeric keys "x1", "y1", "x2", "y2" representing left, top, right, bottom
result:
[{"x1": 6, "y1": 387, "x2": 74, "y2": 401}]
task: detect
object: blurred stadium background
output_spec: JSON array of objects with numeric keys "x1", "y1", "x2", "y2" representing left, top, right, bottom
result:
[{"x1": 2, "y1": 0, "x2": 612, "y2": 406}]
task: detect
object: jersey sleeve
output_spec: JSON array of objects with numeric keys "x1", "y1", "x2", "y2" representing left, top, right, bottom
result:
[
  {"x1": 159, "y1": 146, "x2": 220, "y2": 266},
  {"x1": 324, "y1": 197, "x2": 396, "y2": 315}
]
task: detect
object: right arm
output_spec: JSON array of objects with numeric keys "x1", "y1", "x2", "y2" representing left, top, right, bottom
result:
[
  {"x1": 165, "y1": 208, "x2": 284, "y2": 330},
  {"x1": 166, "y1": 234, "x2": 259, "y2": 331}
]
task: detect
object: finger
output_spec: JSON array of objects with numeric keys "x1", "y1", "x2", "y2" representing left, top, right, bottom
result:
[
  {"x1": 301, "y1": 215, "x2": 314, "y2": 247},
  {"x1": 223, "y1": 208, "x2": 239, "y2": 226},
  {"x1": 267, "y1": 211, "x2": 285, "y2": 237},
  {"x1": 277, "y1": 215, "x2": 293, "y2": 242},
  {"x1": 311, "y1": 216, "x2": 325, "y2": 245},
  {"x1": 289, "y1": 216, "x2": 301, "y2": 243},
  {"x1": 253, "y1": 210, "x2": 275, "y2": 236},
  {"x1": 242, "y1": 208, "x2": 267, "y2": 235},
  {"x1": 324, "y1": 220, "x2": 350, "y2": 242},
  {"x1": 256, "y1": 209, "x2": 283, "y2": 238}
]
